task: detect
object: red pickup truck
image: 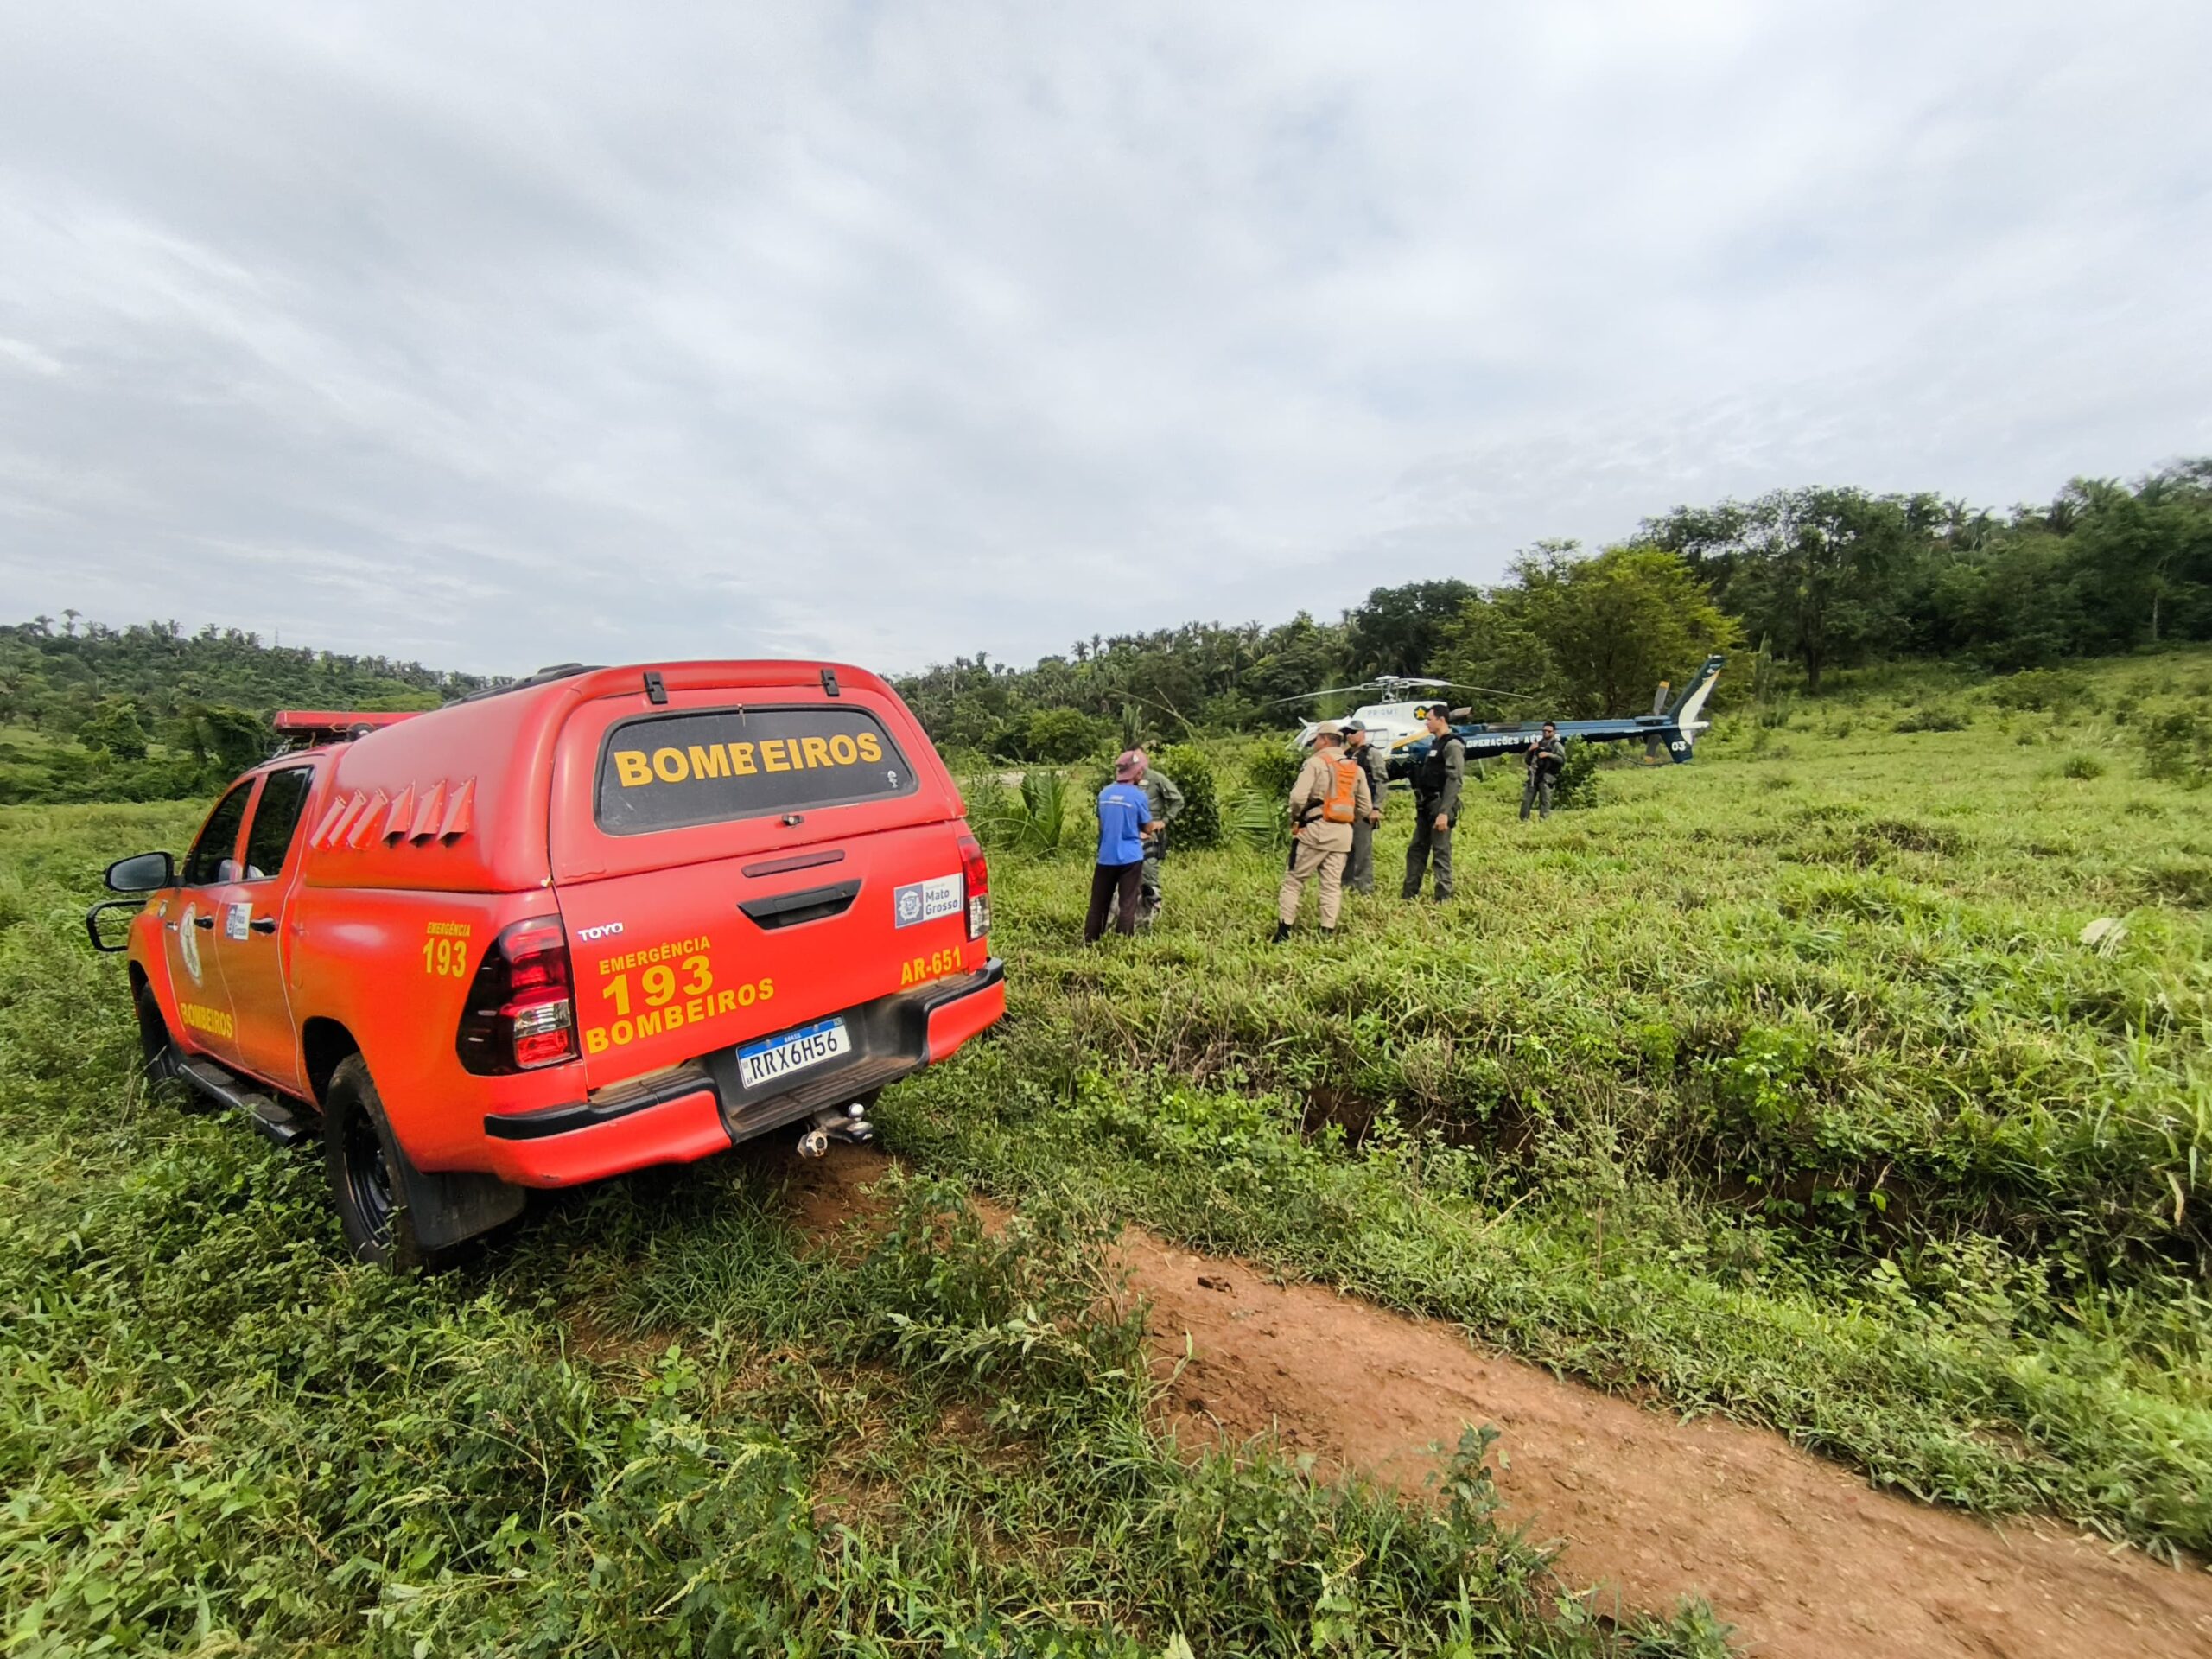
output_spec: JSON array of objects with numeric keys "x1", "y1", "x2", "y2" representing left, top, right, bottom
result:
[{"x1": 88, "y1": 660, "x2": 1003, "y2": 1266}]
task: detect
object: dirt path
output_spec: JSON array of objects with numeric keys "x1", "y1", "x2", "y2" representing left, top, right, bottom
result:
[{"x1": 788, "y1": 1148, "x2": 2212, "y2": 1658}]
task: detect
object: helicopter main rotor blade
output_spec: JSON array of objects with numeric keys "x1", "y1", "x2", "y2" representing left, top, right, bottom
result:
[
  {"x1": 1427, "y1": 681, "x2": 1539, "y2": 702},
  {"x1": 1259, "y1": 683, "x2": 1377, "y2": 707},
  {"x1": 1260, "y1": 677, "x2": 1540, "y2": 710}
]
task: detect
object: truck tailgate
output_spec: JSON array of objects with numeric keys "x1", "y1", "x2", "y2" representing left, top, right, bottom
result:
[
  {"x1": 545, "y1": 671, "x2": 982, "y2": 1094},
  {"x1": 556, "y1": 817, "x2": 981, "y2": 1091}
]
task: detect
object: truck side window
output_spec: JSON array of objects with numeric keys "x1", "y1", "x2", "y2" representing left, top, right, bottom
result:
[
  {"x1": 181, "y1": 781, "x2": 255, "y2": 887},
  {"x1": 241, "y1": 766, "x2": 315, "y2": 881}
]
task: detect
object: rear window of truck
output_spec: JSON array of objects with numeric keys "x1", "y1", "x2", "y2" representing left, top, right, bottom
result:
[{"x1": 595, "y1": 704, "x2": 918, "y2": 835}]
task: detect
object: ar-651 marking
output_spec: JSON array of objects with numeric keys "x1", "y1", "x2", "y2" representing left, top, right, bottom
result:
[{"x1": 899, "y1": 944, "x2": 967, "y2": 988}]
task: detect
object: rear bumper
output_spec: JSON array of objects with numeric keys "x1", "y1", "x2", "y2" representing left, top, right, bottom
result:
[
  {"x1": 479, "y1": 957, "x2": 1004, "y2": 1187},
  {"x1": 926, "y1": 966, "x2": 1004, "y2": 1060}
]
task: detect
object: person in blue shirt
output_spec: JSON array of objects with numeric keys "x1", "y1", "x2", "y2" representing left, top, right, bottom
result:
[{"x1": 1086, "y1": 750, "x2": 1160, "y2": 942}]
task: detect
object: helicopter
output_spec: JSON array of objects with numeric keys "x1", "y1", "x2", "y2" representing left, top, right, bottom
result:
[
  {"x1": 1281, "y1": 657, "x2": 1727, "y2": 776},
  {"x1": 1278, "y1": 675, "x2": 1519, "y2": 759}
]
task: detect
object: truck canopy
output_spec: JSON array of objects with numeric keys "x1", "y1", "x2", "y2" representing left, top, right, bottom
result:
[{"x1": 295, "y1": 662, "x2": 954, "y2": 894}]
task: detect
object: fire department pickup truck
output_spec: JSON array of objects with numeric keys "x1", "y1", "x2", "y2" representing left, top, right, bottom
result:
[{"x1": 86, "y1": 660, "x2": 1003, "y2": 1266}]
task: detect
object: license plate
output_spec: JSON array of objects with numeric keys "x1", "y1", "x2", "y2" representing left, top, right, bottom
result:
[{"x1": 736, "y1": 1017, "x2": 850, "y2": 1090}]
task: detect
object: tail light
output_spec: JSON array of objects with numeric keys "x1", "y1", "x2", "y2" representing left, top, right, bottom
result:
[
  {"x1": 456, "y1": 915, "x2": 577, "y2": 1074},
  {"x1": 958, "y1": 833, "x2": 990, "y2": 941}
]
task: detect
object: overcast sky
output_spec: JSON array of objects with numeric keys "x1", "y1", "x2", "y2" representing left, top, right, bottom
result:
[{"x1": 3, "y1": 3, "x2": 2208, "y2": 677}]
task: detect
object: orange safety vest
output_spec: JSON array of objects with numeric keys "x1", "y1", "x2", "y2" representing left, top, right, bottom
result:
[{"x1": 1320, "y1": 755, "x2": 1362, "y2": 823}]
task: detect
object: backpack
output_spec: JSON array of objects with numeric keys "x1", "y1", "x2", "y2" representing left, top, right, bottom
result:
[{"x1": 1320, "y1": 756, "x2": 1362, "y2": 824}]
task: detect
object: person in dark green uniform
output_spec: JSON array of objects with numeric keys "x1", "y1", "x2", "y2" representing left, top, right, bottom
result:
[
  {"x1": 1341, "y1": 720, "x2": 1389, "y2": 895},
  {"x1": 1521, "y1": 722, "x2": 1566, "y2": 821},
  {"x1": 1136, "y1": 758, "x2": 1185, "y2": 923},
  {"x1": 1401, "y1": 706, "x2": 1464, "y2": 902}
]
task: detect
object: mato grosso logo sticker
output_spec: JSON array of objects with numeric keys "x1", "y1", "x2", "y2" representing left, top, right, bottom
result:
[{"x1": 893, "y1": 874, "x2": 962, "y2": 929}]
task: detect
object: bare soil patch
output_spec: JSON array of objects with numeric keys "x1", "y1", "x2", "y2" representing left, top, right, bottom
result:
[
  {"x1": 1133, "y1": 1234, "x2": 2212, "y2": 1659},
  {"x1": 789, "y1": 1147, "x2": 2212, "y2": 1658},
  {"x1": 781, "y1": 1138, "x2": 898, "y2": 1238}
]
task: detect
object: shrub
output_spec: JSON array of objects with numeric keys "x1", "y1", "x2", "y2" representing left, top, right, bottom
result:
[
  {"x1": 2059, "y1": 753, "x2": 2106, "y2": 781},
  {"x1": 2139, "y1": 710, "x2": 2211, "y2": 785},
  {"x1": 1154, "y1": 742, "x2": 1223, "y2": 849},
  {"x1": 967, "y1": 769, "x2": 1084, "y2": 856},
  {"x1": 0, "y1": 741, "x2": 226, "y2": 806},
  {"x1": 1224, "y1": 783, "x2": 1290, "y2": 849},
  {"x1": 1989, "y1": 668, "x2": 2090, "y2": 713},
  {"x1": 1238, "y1": 739, "x2": 1306, "y2": 798},
  {"x1": 995, "y1": 708, "x2": 1107, "y2": 765},
  {"x1": 1549, "y1": 741, "x2": 1603, "y2": 810},
  {"x1": 1895, "y1": 706, "x2": 1969, "y2": 734},
  {"x1": 78, "y1": 698, "x2": 149, "y2": 762}
]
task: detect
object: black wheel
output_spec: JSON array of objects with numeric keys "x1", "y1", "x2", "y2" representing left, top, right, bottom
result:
[
  {"x1": 134, "y1": 979, "x2": 182, "y2": 1086},
  {"x1": 323, "y1": 1056, "x2": 444, "y2": 1270}
]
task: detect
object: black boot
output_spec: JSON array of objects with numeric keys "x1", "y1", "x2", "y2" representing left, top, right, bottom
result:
[{"x1": 1272, "y1": 921, "x2": 1292, "y2": 943}]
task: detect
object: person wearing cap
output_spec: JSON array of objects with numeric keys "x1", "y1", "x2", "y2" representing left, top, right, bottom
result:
[
  {"x1": 1401, "y1": 704, "x2": 1465, "y2": 902},
  {"x1": 1109, "y1": 749, "x2": 1185, "y2": 927},
  {"x1": 1274, "y1": 721, "x2": 1373, "y2": 941},
  {"x1": 1086, "y1": 752, "x2": 1159, "y2": 942},
  {"x1": 1340, "y1": 720, "x2": 1389, "y2": 895},
  {"x1": 1522, "y1": 721, "x2": 1566, "y2": 820}
]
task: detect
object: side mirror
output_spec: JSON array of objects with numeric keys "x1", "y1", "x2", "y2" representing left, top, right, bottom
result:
[
  {"x1": 85, "y1": 900, "x2": 143, "y2": 953},
  {"x1": 105, "y1": 850, "x2": 175, "y2": 893}
]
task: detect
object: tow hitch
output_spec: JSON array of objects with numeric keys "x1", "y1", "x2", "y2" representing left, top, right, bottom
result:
[{"x1": 795, "y1": 1102, "x2": 875, "y2": 1159}]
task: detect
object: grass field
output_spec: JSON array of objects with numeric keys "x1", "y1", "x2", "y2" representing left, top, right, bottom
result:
[
  {"x1": 908, "y1": 653, "x2": 2212, "y2": 1554},
  {"x1": 2, "y1": 651, "x2": 2207, "y2": 1654}
]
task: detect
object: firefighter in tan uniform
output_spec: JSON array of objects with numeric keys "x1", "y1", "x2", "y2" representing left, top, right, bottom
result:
[{"x1": 1274, "y1": 722, "x2": 1374, "y2": 941}]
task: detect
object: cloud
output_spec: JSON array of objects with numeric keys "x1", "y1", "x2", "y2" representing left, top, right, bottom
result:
[{"x1": 1, "y1": 1, "x2": 2207, "y2": 675}]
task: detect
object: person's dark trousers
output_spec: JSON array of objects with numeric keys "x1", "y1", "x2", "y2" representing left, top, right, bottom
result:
[
  {"x1": 1520, "y1": 774, "x2": 1554, "y2": 820},
  {"x1": 1346, "y1": 816, "x2": 1376, "y2": 893},
  {"x1": 1085, "y1": 861, "x2": 1142, "y2": 941},
  {"x1": 1402, "y1": 803, "x2": 1453, "y2": 900}
]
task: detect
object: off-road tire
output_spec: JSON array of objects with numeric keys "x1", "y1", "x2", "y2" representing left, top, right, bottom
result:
[
  {"x1": 134, "y1": 979, "x2": 183, "y2": 1088},
  {"x1": 323, "y1": 1056, "x2": 447, "y2": 1271}
]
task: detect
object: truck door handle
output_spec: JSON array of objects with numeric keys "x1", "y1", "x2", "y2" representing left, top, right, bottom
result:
[
  {"x1": 249, "y1": 918, "x2": 277, "y2": 934},
  {"x1": 194, "y1": 916, "x2": 215, "y2": 930}
]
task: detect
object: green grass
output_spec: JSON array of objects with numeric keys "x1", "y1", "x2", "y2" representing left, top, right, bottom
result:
[
  {"x1": 0, "y1": 809, "x2": 1722, "y2": 1654},
  {"x1": 887, "y1": 650, "x2": 2212, "y2": 1558},
  {"x1": 2, "y1": 649, "x2": 2208, "y2": 1651}
]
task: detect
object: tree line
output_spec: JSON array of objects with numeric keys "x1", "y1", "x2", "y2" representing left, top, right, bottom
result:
[
  {"x1": 893, "y1": 459, "x2": 2211, "y2": 758},
  {"x1": 4, "y1": 457, "x2": 2206, "y2": 796},
  {"x1": 0, "y1": 618, "x2": 488, "y2": 803}
]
